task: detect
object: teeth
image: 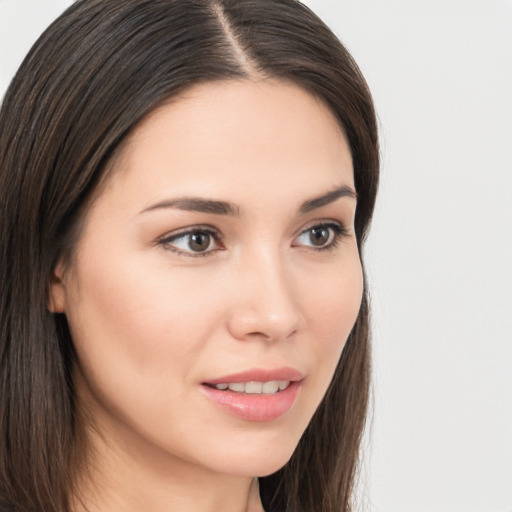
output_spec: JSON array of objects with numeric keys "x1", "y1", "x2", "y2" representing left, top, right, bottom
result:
[
  {"x1": 214, "y1": 380, "x2": 290, "y2": 394},
  {"x1": 228, "y1": 383, "x2": 245, "y2": 392},
  {"x1": 245, "y1": 382, "x2": 263, "y2": 394},
  {"x1": 262, "y1": 381, "x2": 279, "y2": 394}
]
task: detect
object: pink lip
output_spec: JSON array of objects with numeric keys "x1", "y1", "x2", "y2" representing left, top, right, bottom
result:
[
  {"x1": 203, "y1": 367, "x2": 304, "y2": 385},
  {"x1": 200, "y1": 367, "x2": 304, "y2": 422}
]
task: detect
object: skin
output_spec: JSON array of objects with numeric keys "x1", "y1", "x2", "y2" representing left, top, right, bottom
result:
[{"x1": 50, "y1": 79, "x2": 363, "y2": 512}]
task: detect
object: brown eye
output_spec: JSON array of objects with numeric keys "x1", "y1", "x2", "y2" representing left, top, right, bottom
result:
[
  {"x1": 308, "y1": 227, "x2": 331, "y2": 246},
  {"x1": 188, "y1": 232, "x2": 212, "y2": 252},
  {"x1": 161, "y1": 228, "x2": 220, "y2": 256},
  {"x1": 294, "y1": 222, "x2": 347, "y2": 250}
]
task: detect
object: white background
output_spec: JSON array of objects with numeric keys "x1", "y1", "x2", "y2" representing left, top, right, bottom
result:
[{"x1": 1, "y1": 1, "x2": 511, "y2": 511}]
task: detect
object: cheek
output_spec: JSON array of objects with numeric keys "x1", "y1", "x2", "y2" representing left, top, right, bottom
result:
[
  {"x1": 301, "y1": 254, "x2": 363, "y2": 392},
  {"x1": 67, "y1": 255, "x2": 218, "y2": 382},
  {"x1": 65, "y1": 253, "x2": 228, "y2": 454}
]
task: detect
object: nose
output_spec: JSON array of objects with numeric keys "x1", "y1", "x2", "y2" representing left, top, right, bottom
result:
[{"x1": 225, "y1": 249, "x2": 303, "y2": 343}]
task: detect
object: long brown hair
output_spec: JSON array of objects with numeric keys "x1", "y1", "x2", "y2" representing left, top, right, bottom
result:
[{"x1": 0, "y1": 1, "x2": 379, "y2": 510}]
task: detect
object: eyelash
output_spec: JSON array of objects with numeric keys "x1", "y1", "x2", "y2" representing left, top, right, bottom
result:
[
  {"x1": 158, "y1": 226, "x2": 222, "y2": 258},
  {"x1": 294, "y1": 221, "x2": 349, "y2": 252},
  {"x1": 158, "y1": 221, "x2": 349, "y2": 258}
]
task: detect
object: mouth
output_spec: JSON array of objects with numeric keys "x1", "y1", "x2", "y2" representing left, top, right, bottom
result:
[
  {"x1": 203, "y1": 380, "x2": 291, "y2": 394},
  {"x1": 200, "y1": 367, "x2": 304, "y2": 422}
]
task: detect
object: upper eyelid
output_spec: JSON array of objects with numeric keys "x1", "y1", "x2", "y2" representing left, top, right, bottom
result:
[
  {"x1": 295, "y1": 219, "x2": 348, "y2": 236},
  {"x1": 157, "y1": 220, "x2": 349, "y2": 240},
  {"x1": 159, "y1": 225, "x2": 222, "y2": 242},
  {"x1": 295, "y1": 221, "x2": 348, "y2": 242}
]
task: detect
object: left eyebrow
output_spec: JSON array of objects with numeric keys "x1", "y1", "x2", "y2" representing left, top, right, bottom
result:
[{"x1": 299, "y1": 185, "x2": 357, "y2": 214}]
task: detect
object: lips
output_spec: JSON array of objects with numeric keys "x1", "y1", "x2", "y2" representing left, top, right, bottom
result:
[
  {"x1": 203, "y1": 367, "x2": 304, "y2": 385},
  {"x1": 200, "y1": 367, "x2": 304, "y2": 422}
]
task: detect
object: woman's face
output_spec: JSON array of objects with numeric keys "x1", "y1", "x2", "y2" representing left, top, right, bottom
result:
[{"x1": 51, "y1": 79, "x2": 363, "y2": 478}]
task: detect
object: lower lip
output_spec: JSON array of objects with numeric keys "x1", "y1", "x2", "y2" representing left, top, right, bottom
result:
[{"x1": 200, "y1": 381, "x2": 301, "y2": 422}]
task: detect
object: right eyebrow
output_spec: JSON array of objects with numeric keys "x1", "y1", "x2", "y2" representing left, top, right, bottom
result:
[{"x1": 139, "y1": 197, "x2": 240, "y2": 216}]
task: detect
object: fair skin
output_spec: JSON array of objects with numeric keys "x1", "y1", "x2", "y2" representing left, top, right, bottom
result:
[{"x1": 50, "y1": 79, "x2": 363, "y2": 512}]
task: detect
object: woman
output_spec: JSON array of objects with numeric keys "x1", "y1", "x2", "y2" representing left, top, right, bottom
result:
[{"x1": 0, "y1": 1, "x2": 379, "y2": 511}]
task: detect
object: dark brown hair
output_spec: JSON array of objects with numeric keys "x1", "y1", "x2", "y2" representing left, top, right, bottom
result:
[{"x1": 0, "y1": 1, "x2": 379, "y2": 511}]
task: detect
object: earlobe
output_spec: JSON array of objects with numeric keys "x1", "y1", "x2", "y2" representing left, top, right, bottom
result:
[{"x1": 48, "y1": 263, "x2": 67, "y2": 313}]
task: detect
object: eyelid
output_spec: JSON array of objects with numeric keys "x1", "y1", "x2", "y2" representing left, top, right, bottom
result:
[
  {"x1": 158, "y1": 225, "x2": 224, "y2": 257},
  {"x1": 159, "y1": 224, "x2": 221, "y2": 240},
  {"x1": 294, "y1": 219, "x2": 349, "y2": 238},
  {"x1": 292, "y1": 219, "x2": 350, "y2": 250}
]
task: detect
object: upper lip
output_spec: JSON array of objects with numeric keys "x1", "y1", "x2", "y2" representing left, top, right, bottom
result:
[{"x1": 203, "y1": 367, "x2": 304, "y2": 385}]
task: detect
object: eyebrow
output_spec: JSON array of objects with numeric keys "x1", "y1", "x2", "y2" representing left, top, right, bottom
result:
[
  {"x1": 299, "y1": 185, "x2": 357, "y2": 213},
  {"x1": 141, "y1": 197, "x2": 240, "y2": 216},
  {"x1": 140, "y1": 185, "x2": 357, "y2": 217}
]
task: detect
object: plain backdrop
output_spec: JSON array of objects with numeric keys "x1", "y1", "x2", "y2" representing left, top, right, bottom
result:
[{"x1": 1, "y1": 1, "x2": 511, "y2": 511}]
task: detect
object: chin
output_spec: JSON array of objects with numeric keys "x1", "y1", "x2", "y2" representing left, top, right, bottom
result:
[
  {"x1": 223, "y1": 452, "x2": 294, "y2": 478},
  {"x1": 202, "y1": 429, "x2": 301, "y2": 478}
]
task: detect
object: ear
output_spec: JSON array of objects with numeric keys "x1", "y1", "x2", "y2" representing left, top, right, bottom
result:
[{"x1": 48, "y1": 261, "x2": 67, "y2": 313}]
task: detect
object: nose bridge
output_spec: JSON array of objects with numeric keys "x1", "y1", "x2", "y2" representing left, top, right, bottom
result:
[{"x1": 227, "y1": 244, "x2": 301, "y2": 342}]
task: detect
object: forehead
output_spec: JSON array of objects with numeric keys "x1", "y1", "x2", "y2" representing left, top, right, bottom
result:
[{"x1": 98, "y1": 79, "x2": 354, "y2": 212}]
